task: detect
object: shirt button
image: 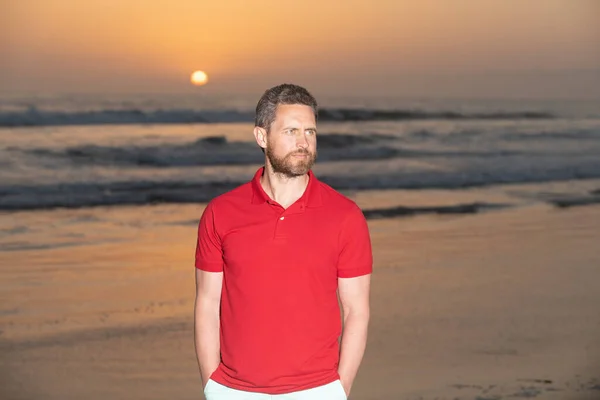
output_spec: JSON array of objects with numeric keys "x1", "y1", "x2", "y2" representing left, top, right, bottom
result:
[{"x1": 280, "y1": 216, "x2": 285, "y2": 220}]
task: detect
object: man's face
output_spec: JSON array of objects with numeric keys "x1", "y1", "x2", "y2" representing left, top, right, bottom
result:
[{"x1": 265, "y1": 104, "x2": 317, "y2": 177}]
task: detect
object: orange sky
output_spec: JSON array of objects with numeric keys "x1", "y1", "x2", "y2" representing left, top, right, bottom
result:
[{"x1": 1, "y1": 0, "x2": 599, "y2": 97}]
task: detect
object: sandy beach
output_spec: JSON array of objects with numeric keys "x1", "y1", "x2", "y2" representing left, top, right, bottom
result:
[{"x1": 1, "y1": 183, "x2": 599, "y2": 400}]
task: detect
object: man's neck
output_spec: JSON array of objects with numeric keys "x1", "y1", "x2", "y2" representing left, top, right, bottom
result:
[{"x1": 260, "y1": 165, "x2": 309, "y2": 209}]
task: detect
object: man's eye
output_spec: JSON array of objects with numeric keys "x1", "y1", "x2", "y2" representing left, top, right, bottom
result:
[
  {"x1": 285, "y1": 129, "x2": 295, "y2": 135},
  {"x1": 305, "y1": 130, "x2": 316, "y2": 135}
]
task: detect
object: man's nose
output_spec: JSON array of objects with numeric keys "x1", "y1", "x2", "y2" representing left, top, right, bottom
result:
[{"x1": 296, "y1": 133, "x2": 309, "y2": 148}]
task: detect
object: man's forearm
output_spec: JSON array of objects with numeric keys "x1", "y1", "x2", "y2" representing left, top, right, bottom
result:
[
  {"x1": 194, "y1": 298, "x2": 221, "y2": 386},
  {"x1": 338, "y1": 310, "x2": 369, "y2": 395}
]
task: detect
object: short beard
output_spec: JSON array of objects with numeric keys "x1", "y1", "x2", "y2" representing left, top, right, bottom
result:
[{"x1": 266, "y1": 146, "x2": 317, "y2": 178}]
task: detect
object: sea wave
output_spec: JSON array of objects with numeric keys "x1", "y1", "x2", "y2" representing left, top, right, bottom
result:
[
  {"x1": 2, "y1": 166, "x2": 600, "y2": 211},
  {"x1": 167, "y1": 202, "x2": 513, "y2": 224},
  {"x1": 531, "y1": 189, "x2": 600, "y2": 209},
  {"x1": 18, "y1": 134, "x2": 529, "y2": 168},
  {"x1": 361, "y1": 202, "x2": 511, "y2": 218},
  {"x1": 0, "y1": 106, "x2": 556, "y2": 127},
  {"x1": 502, "y1": 130, "x2": 600, "y2": 141}
]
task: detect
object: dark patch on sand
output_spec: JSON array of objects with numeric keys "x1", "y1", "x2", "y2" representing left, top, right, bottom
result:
[
  {"x1": 517, "y1": 379, "x2": 552, "y2": 385},
  {"x1": 446, "y1": 377, "x2": 600, "y2": 400},
  {"x1": 450, "y1": 384, "x2": 485, "y2": 390},
  {"x1": 476, "y1": 348, "x2": 519, "y2": 356},
  {"x1": 507, "y1": 386, "x2": 542, "y2": 398}
]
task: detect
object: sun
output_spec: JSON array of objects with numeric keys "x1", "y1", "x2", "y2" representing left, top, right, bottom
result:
[{"x1": 190, "y1": 70, "x2": 208, "y2": 86}]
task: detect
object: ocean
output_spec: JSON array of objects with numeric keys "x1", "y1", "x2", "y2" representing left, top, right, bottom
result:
[{"x1": 1, "y1": 94, "x2": 599, "y2": 211}]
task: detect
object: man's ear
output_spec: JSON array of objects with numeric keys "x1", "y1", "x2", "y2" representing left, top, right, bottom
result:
[{"x1": 253, "y1": 126, "x2": 267, "y2": 150}]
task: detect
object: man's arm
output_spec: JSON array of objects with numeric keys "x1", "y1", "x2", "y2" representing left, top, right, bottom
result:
[
  {"x1": 338, "y1": 274, "x2": 371, "y2": 397},
  {"x1": 194, "y1": 268, "x2": 223, "y2": 388}
]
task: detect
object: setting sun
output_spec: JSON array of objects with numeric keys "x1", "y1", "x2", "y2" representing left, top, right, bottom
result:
[{"x1": 190, "y1": 70, "x2": 208, "y2": 86}]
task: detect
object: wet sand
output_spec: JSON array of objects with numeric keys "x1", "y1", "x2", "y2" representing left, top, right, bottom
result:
[{"x1": 1, "y1": 190, "x2": 599, "y2": 400}]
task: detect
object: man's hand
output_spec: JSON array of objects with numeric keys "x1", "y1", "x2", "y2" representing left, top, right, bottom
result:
[
  {"x1": 337, "y1": 274, "x2": 371, "y2": 398},
  {"x1": 340, "y1": 377, "x2": 351, "y2": 397},
  {"x1": 194, "y1": 269, "x2": 223, "y2": 390},
  {"x1": 202, "y1": 373, "x2": 213, "y2": 391}
]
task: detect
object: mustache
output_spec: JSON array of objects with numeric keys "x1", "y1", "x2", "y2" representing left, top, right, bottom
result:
[{"x1": 290, "y1": 149, "x2": 311, "y2": 156}]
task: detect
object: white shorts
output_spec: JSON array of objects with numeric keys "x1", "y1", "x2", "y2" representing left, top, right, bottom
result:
[{"x1": 203, "y1": 379, "x2": 348, "y2": 400}]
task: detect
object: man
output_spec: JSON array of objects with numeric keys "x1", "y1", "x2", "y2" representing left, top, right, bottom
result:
[{"x1": 194, "y1": 84, "x2": 372, "y2": 399}]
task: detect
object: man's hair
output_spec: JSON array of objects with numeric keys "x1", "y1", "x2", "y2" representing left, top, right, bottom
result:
[{"x1": 255, "y1": 84, "x2": 318, "y2": 132}]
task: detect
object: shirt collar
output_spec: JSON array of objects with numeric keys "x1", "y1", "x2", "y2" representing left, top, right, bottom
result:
[{"x1": 251, "y1": 166, "x2": 322, "y2": 207}]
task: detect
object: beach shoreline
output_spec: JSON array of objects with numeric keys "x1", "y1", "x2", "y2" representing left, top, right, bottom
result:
[{"x1": 1, "y1": 190, "x2": 599, "y2": 399}]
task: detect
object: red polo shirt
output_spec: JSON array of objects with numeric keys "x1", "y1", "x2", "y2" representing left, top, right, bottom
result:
[{"x1": 195, "y1": 167, "x2": 372, "y2": 394}]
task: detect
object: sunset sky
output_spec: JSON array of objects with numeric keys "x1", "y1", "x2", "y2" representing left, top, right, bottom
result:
[{"x1": 1, "y1": 0, "x2": 599, "y2": 98}]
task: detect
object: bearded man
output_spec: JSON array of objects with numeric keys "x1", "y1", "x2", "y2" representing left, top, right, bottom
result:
[{"x1": 194, "y1": 83, "x2": 372, "y2": 400}]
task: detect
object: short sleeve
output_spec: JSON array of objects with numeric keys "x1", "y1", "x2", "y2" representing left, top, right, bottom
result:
[
  {"x1": 195, "y1": 202, "x2": 224, "y2": 272},
  {"x1": 337, "y1": 204, "x2": 373, "y2": 278}
]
